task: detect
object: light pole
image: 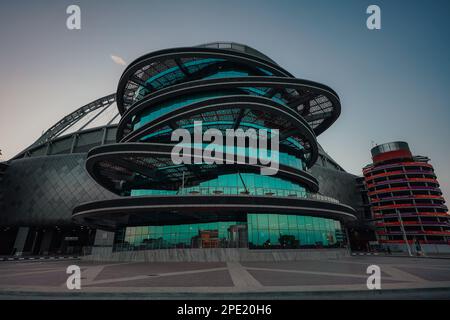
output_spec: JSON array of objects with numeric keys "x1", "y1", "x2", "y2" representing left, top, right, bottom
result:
[{"x1": 396, "y1": 209, "x2": 413, "y2": 256}]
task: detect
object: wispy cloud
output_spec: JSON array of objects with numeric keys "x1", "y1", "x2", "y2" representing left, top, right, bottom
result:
[{"x1": 110, "y1": 55, "x2": 127, "y2": 66}]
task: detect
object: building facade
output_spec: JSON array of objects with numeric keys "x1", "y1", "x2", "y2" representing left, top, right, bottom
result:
[
  {"x1": 363, "y1": 142, "x2": 450, "y2": 254},
  {"x1": 74, "y1": 42, "x2": 357, "y2": 254},
  {"x1": 0, "y1": 43, "x2": 368, "y2": 258}
]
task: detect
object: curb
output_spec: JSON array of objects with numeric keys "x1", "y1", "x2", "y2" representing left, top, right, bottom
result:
[
  {"x1": 351, "y1": 252, "x2": 450, "y2": 259},
  {"x1": 1, "y1": 287, "x2": 450, "y2": 300},
  {"x1": 0, "y1": 256, "x2": 80, "y2": 262}
]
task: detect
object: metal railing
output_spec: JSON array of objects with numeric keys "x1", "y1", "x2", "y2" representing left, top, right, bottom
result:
[{"x1": 176, "y1": 186, "x2": 340, "y2": 204}]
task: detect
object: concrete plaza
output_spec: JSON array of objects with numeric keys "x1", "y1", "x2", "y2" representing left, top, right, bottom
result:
[{"x1": 0, "y1": 256, "x2": 449, "y2": 299}]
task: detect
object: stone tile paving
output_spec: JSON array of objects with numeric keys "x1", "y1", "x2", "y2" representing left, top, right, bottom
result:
[{"x1": 0, "y1": 256, "x2": 449, "y2": 298}]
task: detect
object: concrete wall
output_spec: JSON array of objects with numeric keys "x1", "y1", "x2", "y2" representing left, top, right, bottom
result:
[
  {"x1": 91, "y1": 229, "x2": 115, "y2": 256},
  {"x1": 387, "y1": 243, "x2": 450, "y2": 255},
  {"x1": 12, "y1": 227, "x2": 29, "y2": 256},
  {"x1": 84, "y1": 248, "x2": 350, "y2": 262}
]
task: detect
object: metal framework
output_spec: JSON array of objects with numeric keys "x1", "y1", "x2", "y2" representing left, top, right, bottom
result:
[
  {"x1": 84, "y1": 142, "x2": 320, "y2": 195},
  {"x1": 117, "y1": 76, "x2": 339, "y2": 139},
  {"x1": 119, "y1": 95, "x2": 318, "y2": 166},
  {"x1": 114, "y1": 44, "x2": 341, "y2": 135},
  {"x1": 30, "y1": 94, "x2": 116, "y2": 148}
]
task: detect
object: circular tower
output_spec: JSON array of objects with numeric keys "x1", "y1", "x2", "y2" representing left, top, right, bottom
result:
[{"x1": 364, "y1": 142, "x2": 449, "y2": 253}]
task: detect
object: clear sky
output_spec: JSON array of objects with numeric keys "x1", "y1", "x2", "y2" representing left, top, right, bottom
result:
[{"x1": 0, "y1": 0, "x2": 449, "y2": 200}]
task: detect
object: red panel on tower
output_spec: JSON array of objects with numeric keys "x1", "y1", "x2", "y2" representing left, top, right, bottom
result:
[{"x1": 372, "y1": 149, "x2": 412, "y2": 164}]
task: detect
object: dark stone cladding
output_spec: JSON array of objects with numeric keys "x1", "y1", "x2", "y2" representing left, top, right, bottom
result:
[
  {"x1": 310, "y1": 165, "x2": 364, "y2": 223},
  {"x1": 0, "y1": 154, "x2": 117, "y2": 226}
]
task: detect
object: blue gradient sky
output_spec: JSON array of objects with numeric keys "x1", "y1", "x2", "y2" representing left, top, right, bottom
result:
[{"x1": 0, "y1": 0, "x2": 449, "y2": 199}]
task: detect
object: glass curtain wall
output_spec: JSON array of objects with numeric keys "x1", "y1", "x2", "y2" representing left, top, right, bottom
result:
[{"x1": 114, "y1": 214, "x2": 344, "y2": 251}]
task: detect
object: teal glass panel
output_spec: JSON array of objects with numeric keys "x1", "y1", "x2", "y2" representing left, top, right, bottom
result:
[
  {"x1": 278, "y1": 215, "x2": 288, "y2": 229},
  {"x1": 115, "y1": 220, "x2": 247, "y2": 251},
  {"x1": 134, "y1": 58, "x2": 225, "y2": 99},
  {"x1": 246, "y1": 213, "x2": 343, "y2": 249},
  {"x1": 203, "y1": 70, "x2": 249, "y2": 79},
  {"x1": 132, "y1": 173, "x2": 307, "y2": 198},
  {"x1": 268, "y1": 214, "x2": 278, "y2": 230},
  {"x1": 269, "y1": 229, "x2": 280, "y2": 245},
  {"x1": 115, "y1": 216, "x2": 343, "y2": 251},
  {"x1": 286, "y1": 215, "x2": 296, "y2": 230}
]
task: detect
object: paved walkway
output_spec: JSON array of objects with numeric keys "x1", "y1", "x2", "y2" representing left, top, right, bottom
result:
[{"x1": 0, "y1": 256, "x2": 449, "y2": 299}]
